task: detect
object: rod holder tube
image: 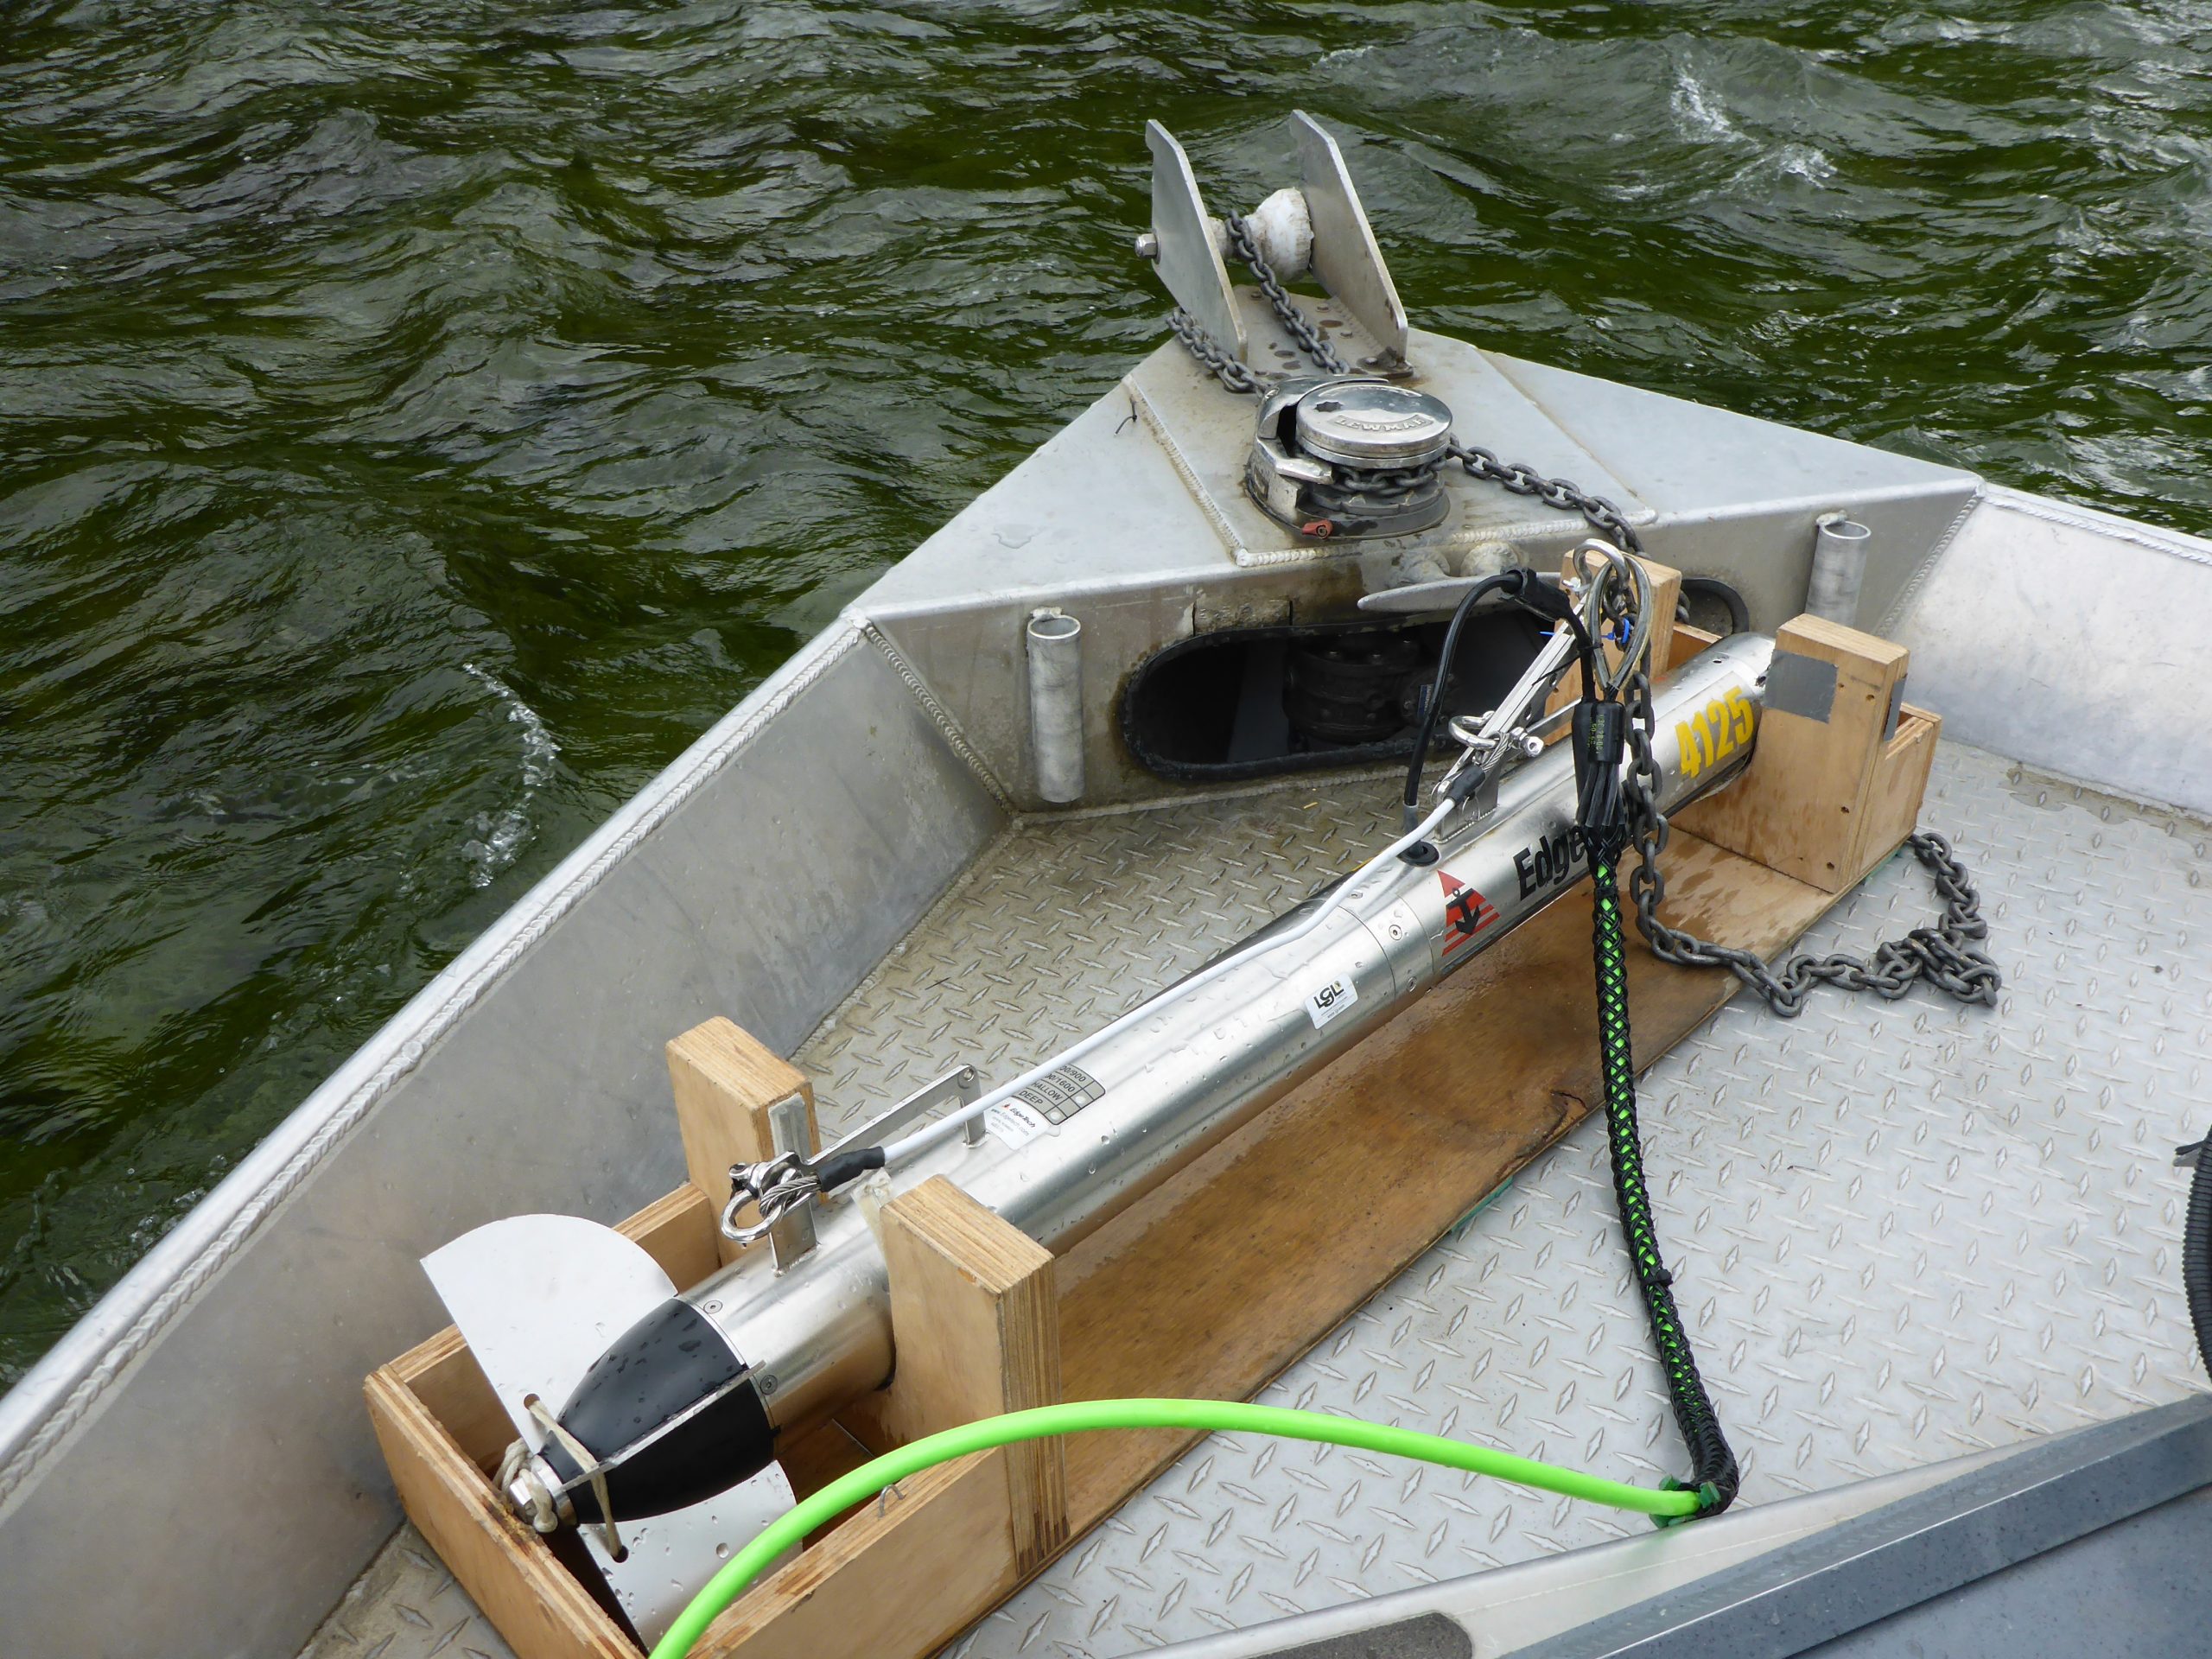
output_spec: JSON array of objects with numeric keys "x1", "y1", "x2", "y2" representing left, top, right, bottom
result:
[
  {"x1": 1027, "y1": 609, "x2": 1085, "y2": 804},
  {"x1": 1807, "y1": 514, "x2": 1872, "y2": 626}
]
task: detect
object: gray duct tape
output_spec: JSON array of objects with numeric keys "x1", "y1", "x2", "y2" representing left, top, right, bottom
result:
[{"x1": 1765, "y1": 651, "x2": 1839, "y2": 724}]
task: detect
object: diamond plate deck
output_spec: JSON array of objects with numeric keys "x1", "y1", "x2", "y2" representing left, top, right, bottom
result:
[
  {"x1": 308, "y1": 744, "x2": 2212, "y2": 1659},
  {"x1": 301, "y1": 1524, "x2": 510, "y2": 1659},
  {"x1": 796, "y1": 779, "x2": 1409, "y2": 1142}
]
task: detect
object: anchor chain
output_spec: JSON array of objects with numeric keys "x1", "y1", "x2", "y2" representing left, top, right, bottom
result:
[
  {"x1": 1167, "y1": 210, "x2": 1349, "y2": 392},
  {"x1": 1228, "y1": 212, "x2": 1350, "y2": 374},
  {"x1": 1302, "y1": 456, "x2": 1448, "y2": 519},
  {"x1": 1621, "y1": 666, "x2": 2001, "y2": 1016},
  {"x1": 1445, "y1": 441, "x2": 1644, "y2": 554},
  {"x1": 1166, "y1": 305, "x2": 1266, "y2": 394}
]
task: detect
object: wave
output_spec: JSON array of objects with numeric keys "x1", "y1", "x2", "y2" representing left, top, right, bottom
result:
[{"x1": 460, "y1": 663, "x2": 559, "y2": 887}]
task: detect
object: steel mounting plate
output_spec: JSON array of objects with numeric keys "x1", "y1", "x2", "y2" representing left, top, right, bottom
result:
[{"x1": 1294, "y1": 110, "x2": 1410, "y2": 361}]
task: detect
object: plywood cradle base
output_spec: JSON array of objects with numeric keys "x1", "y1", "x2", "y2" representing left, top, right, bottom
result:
[{"x1": 367, "y1": 612, "x2": 1941, "y2": 1659}]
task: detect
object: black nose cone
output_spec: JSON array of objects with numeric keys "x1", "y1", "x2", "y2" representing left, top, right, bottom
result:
[{"x1": 538, "y1": 1297, "x2": 776, "y2": 1522}]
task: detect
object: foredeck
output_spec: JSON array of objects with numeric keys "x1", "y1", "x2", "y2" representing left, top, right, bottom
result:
[{"x1": 302, "y1": 739, "x2": 2209, "y2": 1659}]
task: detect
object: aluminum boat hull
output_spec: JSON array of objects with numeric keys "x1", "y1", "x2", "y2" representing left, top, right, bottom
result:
[{"x1": 4, "y1": 321, "x2": 2209, "y2": 1659}]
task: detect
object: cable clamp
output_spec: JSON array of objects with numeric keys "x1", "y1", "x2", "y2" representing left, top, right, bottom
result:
[{"x1": 721, "y1": 1143, "x2": 893, "y2": 1246}]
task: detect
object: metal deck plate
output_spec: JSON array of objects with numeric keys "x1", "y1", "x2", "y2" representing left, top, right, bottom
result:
[
  {"x1": 302, "y1": 1524, "x2": 508, "y2": 1659},
  {"x1": 796, "y1": 778, "x2": 1408, "y2": 1141},
  {"x1": 304, "y1": 743, "x2": 2211, "y2": 1659}
]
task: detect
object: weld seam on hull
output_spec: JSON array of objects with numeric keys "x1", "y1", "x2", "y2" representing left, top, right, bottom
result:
[
  {"x1": 859, "y1": 618, "x2": 1014, "y2": 810},
  {"x1": 1876, "y1": 481, "x2": 1984, "y2": 639},
  {"x1": 1980, "y1": 482, "x2": 2212, "y2": 572},
  {"x1": 1226, "y1": 506, "x2": 1662, "y2": 569}
]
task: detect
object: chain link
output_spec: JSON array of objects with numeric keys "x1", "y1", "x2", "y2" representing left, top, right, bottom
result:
[
  {"x1": 1167, "y1": 306, "x2": 1265, "y2": 395},
  {"x1": 1446, "y1": 442, "x2": 1645, "y2": 552},
  {"x1": 1226, "y1": 213, "x2": 1351, "y2": 374},
  {"x1": 1303, "y1": 456, "x2": 1446, "y2": 517},
  {"x1": 1622, "y1": 667, "x2": 2001, "y2": 1016},
  {"x1": 1168, "y1": 211, "x2": 1350, "y2": 393}
]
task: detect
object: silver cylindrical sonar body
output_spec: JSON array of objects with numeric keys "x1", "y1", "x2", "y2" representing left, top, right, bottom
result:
[
  {"x1": 1027, "y1": 609, "x2": 1085, "y2": 804},
  {"x1": 1806, "y1": 515, "x2": 1872, "y2": 626},
  {"x1": 691, "y1": 632, "x2": 1777, "y2": 1451}
]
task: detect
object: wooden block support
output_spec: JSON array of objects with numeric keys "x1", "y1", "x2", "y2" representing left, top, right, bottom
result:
[
  {"x1": 1669, "y1": 621, "x2": 1720, "y2": 671},
  {"x1": 667, "y1": 1017, "x2": 820, "y2": 1262},
  {"x1": 849, "y1": 1178, "x2": 1068, "y2": 1570},
  {"x1": 1860, "y1": 703, "x2": 1942, "y2": 866},
  {"x1": 1674, "y1": 613, "x2": 1936, "y2": 893},
  {"x1": 686, "y1": 1179, "x2": 1065, "y2": 1659}
]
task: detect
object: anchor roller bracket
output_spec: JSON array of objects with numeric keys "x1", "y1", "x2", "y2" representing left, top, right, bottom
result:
[{"x1": 1137, "y1": 111, "x2": 1414, "y2": 371}]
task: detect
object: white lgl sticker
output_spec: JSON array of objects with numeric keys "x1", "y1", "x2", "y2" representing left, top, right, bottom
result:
[
  {"x1": 1305, "y1": 973, "x2": 1358, "y2": 1030},
  {"x1": 985, "y1": 1100, "x2": 1054, "y2": 1149}
]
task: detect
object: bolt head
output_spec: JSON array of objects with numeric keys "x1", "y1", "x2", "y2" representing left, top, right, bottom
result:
[{"x1": 1134, "y1": 231, "x2": 1160, "y2": 260}]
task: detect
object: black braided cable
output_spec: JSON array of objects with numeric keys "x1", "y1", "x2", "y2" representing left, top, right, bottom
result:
[
  {"x1": 2184, "y1": 1132, "x2": 2212, "y2": 1381},
  {"x1": 1587, "y1": 842, "x2": 1740, "y2": 1518}
]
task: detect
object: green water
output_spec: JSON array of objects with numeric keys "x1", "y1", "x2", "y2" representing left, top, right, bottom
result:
[{"x1": 3, "y1": 0, "x2": 2209, "y2": 1386}]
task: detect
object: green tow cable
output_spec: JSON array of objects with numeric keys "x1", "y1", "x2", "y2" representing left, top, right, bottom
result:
[{"x1": 647, "y1": 1396, "x2": 1700, "y2": 1659}]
